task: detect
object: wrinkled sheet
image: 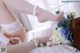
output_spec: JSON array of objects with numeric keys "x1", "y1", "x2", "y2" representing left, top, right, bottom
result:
[{"x1": 29, "y1": 45, "x2": 80, "y2": 53}]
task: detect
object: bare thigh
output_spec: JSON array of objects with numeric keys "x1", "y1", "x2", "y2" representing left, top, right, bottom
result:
[
  {"x1": 0, "y1": 0, "x2": 26, "y2": 42},
  {"x1": 0, "y1": 0, "x2": 16, "y2": 24}
]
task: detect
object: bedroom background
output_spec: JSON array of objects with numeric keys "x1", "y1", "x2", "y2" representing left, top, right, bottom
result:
[{"x1": 0, "y1": 0, "x2": 80, "y2": 41}]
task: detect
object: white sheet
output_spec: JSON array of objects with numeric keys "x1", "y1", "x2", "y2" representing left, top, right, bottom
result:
[{"x1": 29, "y1": 45, "x2": 80, "y2": 53}]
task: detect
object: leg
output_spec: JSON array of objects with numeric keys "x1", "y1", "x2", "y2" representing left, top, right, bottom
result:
[
  {"x1": 0, "y1": 0, "x2": 16, "y2": 24},
  {"x1": 3, "y1": 0, "x2": 64, "y2": 22},
  {"x1": 0, "y1": 0, "x2": 25, "y2": 42},
  {"x1": 37, "y1": 7, "x2": 64, "y2": 22}
]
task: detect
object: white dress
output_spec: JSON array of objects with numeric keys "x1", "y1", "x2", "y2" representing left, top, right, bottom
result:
[{"x1": 29, "y1": 45, "x2": 80, "y2": 53}]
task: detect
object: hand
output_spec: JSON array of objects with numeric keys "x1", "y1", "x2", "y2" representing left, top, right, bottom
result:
[{"x1": 9, "y1": 37, "x2": 21, "y2": 45}]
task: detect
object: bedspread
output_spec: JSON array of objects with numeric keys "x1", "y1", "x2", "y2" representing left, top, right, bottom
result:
[{"x1": 29, "y1": 45, "x2": 80, "y2": 53}]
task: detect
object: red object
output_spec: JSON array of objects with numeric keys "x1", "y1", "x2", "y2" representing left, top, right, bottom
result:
[{"x1": 70, "y1": 17, "x2": 80, "y2": 49}]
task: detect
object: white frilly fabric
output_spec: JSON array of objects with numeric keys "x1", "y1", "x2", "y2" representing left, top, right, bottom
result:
[
  {"x1": 29, "y1": 45, "x2": 80, "y2": 53},
  {"x1": 0, "y1": 33, "x2": 9, "y2": 45}
]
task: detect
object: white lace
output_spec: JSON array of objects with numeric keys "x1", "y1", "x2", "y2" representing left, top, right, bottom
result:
[{"x1": 1, "y1": 20, "x2": 23, "y2": 34}]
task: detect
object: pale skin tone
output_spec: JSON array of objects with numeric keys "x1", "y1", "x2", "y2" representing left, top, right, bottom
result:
[
  {"x1": 0, "y1": 0, "x2": 64, "y2": 42},
  {"x1": 0, "y1": 0, "x2": 64, "y2": 53}
]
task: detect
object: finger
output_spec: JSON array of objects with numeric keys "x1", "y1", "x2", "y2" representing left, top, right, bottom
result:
[{"x1": 3, "y1": 33, "x2": 11, "y2": 38}]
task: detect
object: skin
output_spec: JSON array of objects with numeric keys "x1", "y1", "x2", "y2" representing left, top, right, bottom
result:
[
  {"x1": 0, "y1": 0, "x2": 64, "y2": 42},
  {"x1": 0, "y1": 0, "x2": 26, "y2": 42},
  {"x1": 0, "y1": 0, "x2": 64, "y2": 53}
]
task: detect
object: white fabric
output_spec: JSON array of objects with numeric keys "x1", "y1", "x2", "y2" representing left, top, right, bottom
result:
[
  {"x1": 29, "y1": 45, "x2": 80, "y2": 53},
  {"x1": 26, "y1": 26, "x2": 53, "y2": 41},
  {"x1": 1, "y1": 20, "x2": 22, "y2": 33},
  {"x1": 33, "y1": 6, "x2": 38, "y2": 16},
  {"x1": 0, "y1": 33, "x2": 9, "y2": 45},
  {"x1": 74, "y1": 3, "x2": 80, "y2": 17}
]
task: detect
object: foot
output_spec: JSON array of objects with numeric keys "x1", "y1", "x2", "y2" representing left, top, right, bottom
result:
[{"x1": 56, "y1": 11, "x2": 64, "y2": 22}]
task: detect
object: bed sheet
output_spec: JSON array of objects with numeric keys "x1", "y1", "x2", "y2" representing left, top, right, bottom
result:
[{"x1": 29, "y1": 45, "x2": 80, "y2": 53}]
